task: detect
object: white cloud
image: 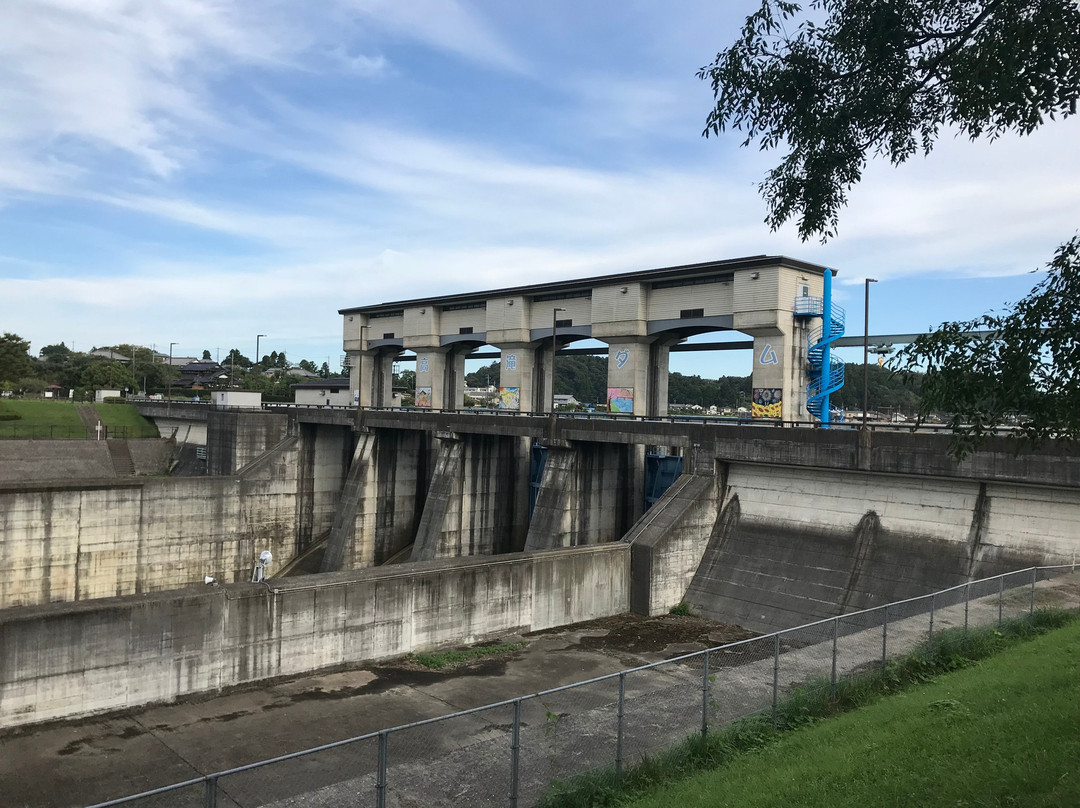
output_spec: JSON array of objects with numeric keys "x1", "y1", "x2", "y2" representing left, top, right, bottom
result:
[{"x1": 340, "y1": 0, "x2": 527, "y2": 72}]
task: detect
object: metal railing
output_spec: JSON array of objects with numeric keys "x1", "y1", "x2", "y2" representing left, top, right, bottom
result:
[
  {"x1": 134, "y1": 398, "x2": 958, "y2": 433},
  {"x1": 0, "y1": 424, "x2": 156, "y2": 440},
  {"x1": 85, "y1": 564, "x2": 1079, "y2": 808}
]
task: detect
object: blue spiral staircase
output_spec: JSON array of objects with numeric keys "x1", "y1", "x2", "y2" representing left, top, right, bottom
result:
[
  {"x1": 796, "y1": 268, "x2": 846, "y2": 424},
  {"x1": 806, "y1": 311, "x2": 845, "y2": 423}
]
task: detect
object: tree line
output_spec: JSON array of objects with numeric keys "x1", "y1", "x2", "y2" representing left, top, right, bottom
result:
[{"x1": 0, "y1": 335, "x2": 344, "y2": 402}]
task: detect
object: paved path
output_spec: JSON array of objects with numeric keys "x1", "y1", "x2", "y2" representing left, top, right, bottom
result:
[{"x1": 75, "y1": 404, "x2": 100, "y2": 437}]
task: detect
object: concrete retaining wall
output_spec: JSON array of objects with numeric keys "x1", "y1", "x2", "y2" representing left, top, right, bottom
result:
[
  {"x1": 0, "y1": 441, "x2": 116, "y2": 482},
  {"x1": 0, "y1": 544, "x2": 630, "y2": 728},
  {"x1": 681, "y1": 464, "x2": 1080, "y2": 632},
  {"x1": 125, "y1": 440, "x2": 172, "y2": 475},
  {"x1": 0, "y1": 439, "x2": 300, "y2": 609}
]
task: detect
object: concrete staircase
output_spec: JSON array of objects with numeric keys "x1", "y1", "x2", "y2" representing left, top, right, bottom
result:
[{"x1": 106, "y1": 439, "x2": 135, "y2": 476}]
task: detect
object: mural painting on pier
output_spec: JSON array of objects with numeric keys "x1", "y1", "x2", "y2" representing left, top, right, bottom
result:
[
  {"x1": 752, "y1": 388, "x2": 782, "y2": 418},
  {"x1": 498, "y1": 387, "x2": 520, "y2": 410},
  {"x1": 415, "y1": 387, "x2": 432, "y2": 408},
  {"x1": 608, "y1": 387, "x2": 633, "y2": 413}
]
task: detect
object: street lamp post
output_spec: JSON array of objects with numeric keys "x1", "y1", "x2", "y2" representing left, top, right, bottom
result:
[
  {"x1": 862, "y1": 278, "x2": 878, "y2": 427},
  {"x1": 551, "y1": 308, "x2": 566, "y2": 414},
  {"x1": 167, "y1": 342, "x2": 177, "y2": 414}
]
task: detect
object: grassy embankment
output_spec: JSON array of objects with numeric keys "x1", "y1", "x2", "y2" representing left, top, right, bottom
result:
[
  {"x1": 0, "y1": 399, "x2": 158, "y2": 438},
  {"x1": 0, "y1": 399, "x2": 85, "y2": 437},
  {"x1": 540, "y1": 610, "x2": 1080, "y2": 808},
  {"x1": 92, "y1": 402, "x2": 159, "y2": 438}
]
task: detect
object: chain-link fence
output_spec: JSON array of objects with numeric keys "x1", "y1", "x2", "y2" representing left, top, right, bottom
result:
[
  {"x1": 0, "y1": 424, "x2": 156, "y2": 439},
  {"x1": 86, "y1": 565, "x2": 1080, "y2": 808}
]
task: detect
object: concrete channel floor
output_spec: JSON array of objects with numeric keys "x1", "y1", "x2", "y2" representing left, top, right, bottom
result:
[
  {"x1": 0, "y1": 614, "x2": 753, "y2": 808},
  {"x1": 5, "y1": 574, "x2": 1077, "y2": 808}
]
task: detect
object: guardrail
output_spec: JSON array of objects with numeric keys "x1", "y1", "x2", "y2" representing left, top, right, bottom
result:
[
  {"x1": 85, "y1": 564, "x2": 1079, "y2": 808},
  {"x1": 132, "y1": 398, "x2": 953, "y2": 433}
]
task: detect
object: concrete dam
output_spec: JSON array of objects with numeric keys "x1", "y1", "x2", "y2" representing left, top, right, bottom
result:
[{"x1": 1, "y1": 403, "x2": 1079, "y2": 728}]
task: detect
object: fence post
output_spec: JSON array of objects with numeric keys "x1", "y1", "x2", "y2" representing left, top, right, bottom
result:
[
  {"x1": 928, "y1": 594, "x2": 935, "y2": 652},
  {"x1": 616, "y1": 672, "x2": 626, "y2": 784},
  {"x1": 204, "y1": 776, "x2": 218, "y2": 808},
  {"x1": 771, "y1": 633, "x2": 780, "y2": 728},
  {"x1": 830, "y1": 618, "x2": 838, "y2": 696},
  {"x1": 964, "y1": 583, "x2": 970, "y2": 634},
  {"x1": 1030, "y1": 567, "x2": 1037, "y2": 614},
  {"x1": 881, "y1": 606, "x2": 888, "y2": 671},
  {"x1": 376, "y1": 731, "x2": 388, "y2": 808},
  {"x1": 509, "y1": 699, "x2": 521, "y2": 808},
  {"x1": 998, "y1": 575, "x2": 1004, "y2": 626},
  {"x1": 701, "y1": 652, "x2": 710, "y2": 739}
]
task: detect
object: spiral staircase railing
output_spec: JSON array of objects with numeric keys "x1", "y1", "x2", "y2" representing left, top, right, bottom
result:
[{"x1": 805, "y1": 301, "x2": 846, "y2": 422}]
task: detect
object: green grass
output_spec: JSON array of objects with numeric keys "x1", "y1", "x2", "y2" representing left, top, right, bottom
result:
[
  {"x1": 93, "y1": 402, "x2": 159, "y2": 438},
  {"x1": 0, "y1": 399, "x2": 159, "y2": 439},
  {"x1": 408, "y1": 641, "x2": 527, "y2": 670},
  {"x1": 537, "y1": 610, "x2": 1079, "y2": 808},
  {"x1": 668, "y1": 602, "x2": 696, "y2": 617},
  {"x1": 0, "y1": 399, "x2": 86, "y2": 438}
]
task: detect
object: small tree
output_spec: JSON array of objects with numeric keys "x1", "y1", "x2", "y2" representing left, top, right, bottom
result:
[
  {"x1": 0, "y1": 333, "x2": 33, "y2": 383},
  {"x1": 897, "y1": 236, "x2": 1080, "y2": 457},
  {"x1": 699, "y1": 0, "x2": 1080, "y2": 241}
]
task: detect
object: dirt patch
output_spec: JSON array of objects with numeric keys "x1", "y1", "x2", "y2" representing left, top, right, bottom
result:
[{"x1": 528, "y1": 613, "x2": 758, "y2": 655}]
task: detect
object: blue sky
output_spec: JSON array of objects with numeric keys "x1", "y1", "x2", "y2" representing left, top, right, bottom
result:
[{"x1": 1, "y1": 0, "x2": 1077, "y2": 378}]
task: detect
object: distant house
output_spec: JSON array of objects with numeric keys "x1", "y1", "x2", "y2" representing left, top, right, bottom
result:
[
  {"x1": 292, "y1": 378, "x2": 352, "y2": 407},
  {"x1": 177, "y1": 361, "x2": 230, "y2": 390},
  {"x1": 287, "y1": 366, "x2": 321, "y2": 379},
  {"x1": 553, "y1": 394, "x2": 580, "y2": 409},
  {"x1": 464, "y1": 385, "x2": 498, "y2": 404},
  {"x1": 89, "y1": 349, "x2": 131, "y2": 363},
  {"x1": 154, "y1": 353, "x2": 198, "y2": 367}
]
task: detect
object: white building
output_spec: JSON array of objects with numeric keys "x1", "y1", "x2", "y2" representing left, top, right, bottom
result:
[
  {"x1": 213, "y1": 390, "x2": 262, "y2": 408},
  {"x1": 292, "y1": 378, "x2": 352, "y2": 407}
]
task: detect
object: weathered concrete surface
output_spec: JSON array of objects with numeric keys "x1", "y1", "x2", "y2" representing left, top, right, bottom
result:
[
  {"x1": 412, "y1": 433, "x2": 529, "y2": 562},
  {"x1": 207, "y1": 411, "x2": 290, "y2": 476},
  {"x1": 320, "y1": 431, "x2": 374, "y2": 572},
  {"x1": 355, "y1": 411, "x2": 1080, "y2": 487},
  {"x1": 0, "y1": 441, "x2": 116, "y2": 482},
  {"x1": 683, "y1": 464, "x2": 1080, "y2": 632},
  {"x1": 525, "y1": 441, "x2": 640, "y2": 552},
  {"x1": 0, "y1": 612, "x2": 738, "y2": 808},
  {"x1": 6, "y1": 573, "x2": 1071, "y2": 808},
  {"x1": 295, "y1": 423, "x2": 352, "y2": 552},
  {"x1": 625, "y1": 472, "x2": 721, "y2": 616},
  {"x1": 0, "y1": 438, "x2": 300, "y2": 609},
  {"x1": 123, "y1": 439, "x2": 171, "y2": 475},
  {"x1": 0, "y1": 439, "x2": 171, "y2": 483},
  {"x1": 0, "y1": 544, "x2": 630, "y2": 728}
]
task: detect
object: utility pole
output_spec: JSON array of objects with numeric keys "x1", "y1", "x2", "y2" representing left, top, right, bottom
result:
[
  {"x1": 863, "y1": 278, "x2": 878, "y2": 427},
  {"x1": 167, "y1": 342, "x2": 177, "y2": 414},
  {"x1": 551, "y1": 308, "x2": 565, "y2": 414}
]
